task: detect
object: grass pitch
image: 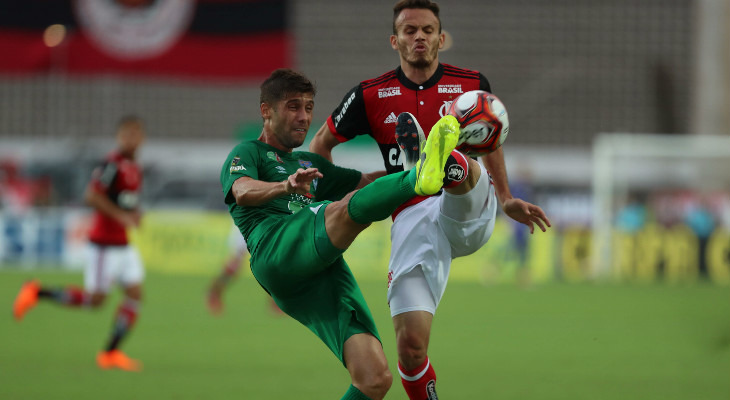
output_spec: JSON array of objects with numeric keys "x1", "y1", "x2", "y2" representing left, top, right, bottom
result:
[{"x1": 1, "y1": 270, "x2": 728, "y2": 399}]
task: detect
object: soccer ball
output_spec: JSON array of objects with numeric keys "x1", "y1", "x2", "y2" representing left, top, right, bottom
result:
[{"x1": 447, "y1": 90, "x2": 509, "y2": 156}]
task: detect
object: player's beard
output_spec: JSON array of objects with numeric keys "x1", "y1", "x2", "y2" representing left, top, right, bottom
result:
[
  {"x1": 280, "y1": 136, "x2": 305, "y2": 149},
  {"x1": 407, "y1": 57, "x2": 431, "y2": 69},
  {"x1": 277, "y1": 129, "x2": 307, "y2": 149},
  {"x1": 400, "y1": 39, "x2": 438, "y2": 70}
]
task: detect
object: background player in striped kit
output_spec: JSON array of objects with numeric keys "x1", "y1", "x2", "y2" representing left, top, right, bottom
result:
[{"x1": 13, "y1": 115, "x2": 147, "y2": 372}]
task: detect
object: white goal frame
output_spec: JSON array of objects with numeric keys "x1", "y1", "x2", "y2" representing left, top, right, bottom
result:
[{"x1": 591, "y1": 133, "x2": 730, "y2": 279}]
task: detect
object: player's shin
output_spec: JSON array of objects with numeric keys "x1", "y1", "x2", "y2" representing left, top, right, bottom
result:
[
  {"x1": 347, "y1": 170, "x2": 417, "y2": 224},
  {"x1": 39, "y1": 286, "x2": 91, "y2": 307},
  {"x1": 105, "y1": 297, "x2": 139, "y2": 351},
  {"x1": 398, "y1": 357, "x2": 438, "y2": 400}
]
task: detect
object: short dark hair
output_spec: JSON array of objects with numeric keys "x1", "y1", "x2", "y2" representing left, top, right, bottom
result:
[
  {"x1": 392, "y1": 0, "x2": 441, "y2": 34},
  {"x1": 117, "y1": 114, "x2": 143, "y2": 129},
  {"x1": 260, "y1": 68, "x2": 316, "y2": 106}
]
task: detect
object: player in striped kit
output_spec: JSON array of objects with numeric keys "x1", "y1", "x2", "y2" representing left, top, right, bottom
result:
[
  {"x1": 13, "y1": 116, "x2": 147, "y2": 372},
  {"x1": 310, "y1": 1, "x2": 551, "y2": 398}
]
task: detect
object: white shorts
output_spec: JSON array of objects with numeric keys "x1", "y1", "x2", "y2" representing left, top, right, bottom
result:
[
  {"x1": 227, "y1": 224, "x2": 248, "y2": 257},
  {"x1": 85, "y1": 243, "x2": 145, "y2": 293},
  {"x1": 387, "y1": 163, "x2": 497, "y2": 316}
]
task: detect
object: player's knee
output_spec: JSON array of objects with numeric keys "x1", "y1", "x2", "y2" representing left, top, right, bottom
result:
[
  {"x1": 124, "y1": 285, "x2": 142, "y2": 301},
  {"x1": 358, "y1": 367, "x2": 392, "y2": 399},
  {"x1": 396, "y1": 331, "x2": 428, "y2": 365},
  {"x1": 89, "y1": 293, "x2": 106, "y2": 308},
  {"x1": 375, "y1": 368, "x2": 394, "y2": 397}
]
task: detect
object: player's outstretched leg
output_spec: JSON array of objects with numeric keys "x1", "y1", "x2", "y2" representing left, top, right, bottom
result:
[
  {"x1": 395, "y1": 113, "x2": 468, "y2": 189},
  {"x1": 347, "y1": 118, "x2": 457, "y2": 225},
  {"x1": 413, "y1": 115, "x2": 459, "y2": 196},
  {"x1": 13, "y1": 280, "x2": 94, "y2": 321}
]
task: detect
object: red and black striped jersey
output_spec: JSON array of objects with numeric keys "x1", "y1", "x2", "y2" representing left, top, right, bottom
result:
[
  {"x1": 87, "y1": 151, "x2": 142, "y2": 245},
  {"x1": 326, "y1": 63, "x2": 490, "y2": 174}
]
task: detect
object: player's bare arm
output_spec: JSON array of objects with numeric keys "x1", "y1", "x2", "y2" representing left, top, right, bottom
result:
[
  {"x1": 231, "y1": 168, "x2": 323, "y2": 206},
  {"x1": 481, "y1": 149, "x2": 551, "y2": 233},
  {"x1": 309, "y1": 122, "x2": 341, "y2": 162},
  {"x1": 480, "y1": 147, "x2": 512, "y2": 204},
  {"x1": 84, "y1": 185, "x2": 139, "y2": 228}
]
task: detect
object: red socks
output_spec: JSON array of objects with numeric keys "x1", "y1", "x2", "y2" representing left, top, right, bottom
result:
[
  {"x1": 64, "y1": 287, "x2": 90, "y2": 306},
  {"x1": 398, "y1": 357, "x2": 438, "y2": 400},
  {"x1": 38, "y1": 286, "x2": 90, "y2": 306},
  {"x1": 443, "y1": 150, "x2": 469, "y2": 189},
  {"x1": 106, "y1": 298, "x2": 139, "y2": 351}
]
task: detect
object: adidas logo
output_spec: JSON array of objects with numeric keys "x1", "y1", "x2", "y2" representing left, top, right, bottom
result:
[{"x1": 384, "y1": 112, "x2": 398, "y2": 124}]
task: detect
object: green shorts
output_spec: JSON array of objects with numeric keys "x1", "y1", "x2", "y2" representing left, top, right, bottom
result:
[{"x1": 248, "y1": 201, "x2": 380, "y2": 365}]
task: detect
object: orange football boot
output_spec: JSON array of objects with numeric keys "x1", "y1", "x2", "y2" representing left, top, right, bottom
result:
[
  {"x1": 97, "y1": 350, "x2": 142, "y2": 372},
  {"x1": 13, "y1": 280, "x2": 40, "y2": 321}
]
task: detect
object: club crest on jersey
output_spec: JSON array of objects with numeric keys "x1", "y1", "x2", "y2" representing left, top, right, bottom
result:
[
  {"x1": 298, "y1": 160, "x2": 313, "y2": 168},
  {"x1": 438, "y1": 84, "x2": 463, "y2": 94},
  {"x1": 378, "y1": 87, "x2": 402, "y2": 98},
  {"x1": 229, "y1": 157, "x2": 246, "y2": 173},
  {"x1": 267, "y1": 151, "x2": 283, "y2": 163},
  {"x1": 439, "y1": 101, "x2": 453, "y2": 117}
]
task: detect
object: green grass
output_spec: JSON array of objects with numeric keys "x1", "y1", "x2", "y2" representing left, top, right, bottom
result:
[{"x1": 1, "y1": 270, "x2": 728, "y2": 399}]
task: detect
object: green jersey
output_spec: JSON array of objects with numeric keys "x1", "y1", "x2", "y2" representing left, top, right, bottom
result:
[{"x1": 220, "y1": 140, "x2": 361, "y2": 251}]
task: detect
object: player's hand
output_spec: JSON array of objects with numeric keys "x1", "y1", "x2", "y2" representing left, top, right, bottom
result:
[
  {"x1": 118, "y1": 210, "x2": 141, "y2": 228},
  {"x1": 502, "y1": 198, "x2": 551, "y2": 234},
  {"x1": 286, "y1": 168, "x2": 323, "y2": 195}
]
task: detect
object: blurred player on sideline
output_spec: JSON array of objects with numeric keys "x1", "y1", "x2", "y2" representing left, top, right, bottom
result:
[
  {"x1": 206, "y1": 224, "x2": 282, "y2": 315},
  {"x1": 207, "y1": 224, "x2": 248, "y2": 315},
  {"x1": 309, "y1": 1, "x2": 550, "y2": 398},
  {"x1": 13, "y1": 115, "x2": 147, "y2": 372}
]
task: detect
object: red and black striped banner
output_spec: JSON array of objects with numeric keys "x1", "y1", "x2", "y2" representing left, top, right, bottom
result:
[{"x1": 0, "y1": 0, "x2": 291, "y2": 81}]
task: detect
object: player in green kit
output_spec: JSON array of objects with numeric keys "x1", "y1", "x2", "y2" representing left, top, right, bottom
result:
[{"x1": 220, "y1": 68, "x2": 461, "y2": 400}]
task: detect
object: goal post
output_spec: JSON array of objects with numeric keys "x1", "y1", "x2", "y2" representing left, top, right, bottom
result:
[{"x1": 591, "y1": 133, "x2": 730, "y2": 282}]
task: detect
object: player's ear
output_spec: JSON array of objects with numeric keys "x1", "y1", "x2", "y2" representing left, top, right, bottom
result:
[
  {"x1": 390, "y1": 34, "x2": 398, "y2": 51},
  {"x1": 438, "y1": 32, "x2": 445, "y2": 49},
  {"x1": 260, "y1": 102, "x2": 271, "y2": 120}
]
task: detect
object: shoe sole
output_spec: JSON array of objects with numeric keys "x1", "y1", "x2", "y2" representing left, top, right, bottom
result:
[
  {"x1": 395, "y1": 112, "x2": 425, "y2": 171},
  {"x1": 415, "y1": 115, "x2": 460, "y2": 195}
]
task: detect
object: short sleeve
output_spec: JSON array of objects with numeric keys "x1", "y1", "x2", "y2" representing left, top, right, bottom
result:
[
  {"x1": 327, "y1": 84, "x2": 372, "y2": 141},
  {"x1": 90, "y1": 161, "x2": 117, "y2": 193},
  {"x1": 479, "y1": 73, "x2": 492, "y2": 93},
  {"x1": 221, "y1": 143, "x2": 259, "y2": 205}
]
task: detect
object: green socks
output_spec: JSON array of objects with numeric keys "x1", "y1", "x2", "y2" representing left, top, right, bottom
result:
[
  {"x1": 347, "y1": 169, "x2": 417, "y2": 224},
  {"x1": 340, "y1": 384, "x2": 372, "y2": 400}
]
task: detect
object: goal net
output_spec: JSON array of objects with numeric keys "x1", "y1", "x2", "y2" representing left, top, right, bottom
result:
[{"x1": 591, "y1": 133, "x2": 730, "y2": 284}]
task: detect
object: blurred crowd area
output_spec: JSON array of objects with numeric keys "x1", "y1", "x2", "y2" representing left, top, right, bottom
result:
[
  {"x1": 1, "y1": 0, "x2": 729, "y2": 281},
  {"x1": 0, "y1": 0, "x2": 701, "y2": 145}
]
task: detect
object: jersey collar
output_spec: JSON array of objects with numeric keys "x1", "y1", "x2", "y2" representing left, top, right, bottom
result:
[{"x1": 395, "y1": 63, "x2": 444, "y2": 91}]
